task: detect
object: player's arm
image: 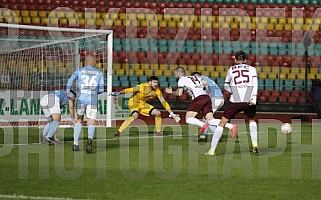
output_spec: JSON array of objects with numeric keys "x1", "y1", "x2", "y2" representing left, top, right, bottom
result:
[
  {"x1": 156, "y1": 89, "x2": 180, "y2": 122},
  {"x1": 165, "y1": 87, "x2": 184, "y2": 96},
  {"x1": 249, "y1": 72, "x2": 258, "y2": 106},
  {"x1": 201, "y1": 79, "x2": 211, "y2": 96},
  {"x1": 224, "y1": 69, "x2": 232, "y2": 93},
  {"x1": 110, "y1": 85, "x2": 139, "y2": 96},
  {"x1": 68, "y1": 99, "x2": 76, "y2": 123},
  {"x1": 66, "y1": 71, "x2": 78, "y2": 93},
  {"x1": 98, "y1": 73, "x2": 104, "y2": 94}
]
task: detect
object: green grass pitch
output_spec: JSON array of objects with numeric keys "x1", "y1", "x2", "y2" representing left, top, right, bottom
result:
[{"x1": 0, "y1": 123, "x2": 321, "y2": 200}]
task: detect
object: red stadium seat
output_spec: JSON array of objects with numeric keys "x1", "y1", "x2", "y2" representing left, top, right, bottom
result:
[{"x1": 279, "y1": 96, "x2": 288, "y2": 104}]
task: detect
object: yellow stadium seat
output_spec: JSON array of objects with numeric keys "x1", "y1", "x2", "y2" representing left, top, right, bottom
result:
[
  {"x1": 119, "y1": 13, "x2": 126, "y2": 20},
  {"x1": 56, "y1": 11, "x2": 65, "y2": 18},
  {"x1": 21, "y1": 10, "x2": 29, "y2": 17},
  {"x1": 260, "y1": 17, "x2": 268, "y2": 24},
  {"x1": 148, "y1": 20, "x2": 157, "y2": 27},
  {"x1": 137, "y1": 13, "x2": 144, "y2": 19},
  {"x1": 287, "y1": 73, "x2": 296, "y2": 79},
  {"x1": 103, "y1": 19, "x2": 113, "y2": 26},
  {"x1": 293, "y1": 24, "x2": 302, "y2": 31},
  {"x1": 41, "y1": 17, "x2": 48, "y2": 25},
  {"x1": 168, "y1": 20, "x2": 176, "y2": 28},
  {"x1": 284, "y1": 24, "x2": 292, "y2": 31},
  {"x1": 172, "y1": 14, "x2": 181, "y2": 21},
  {"x1": 278, "y1": 18, "x2": 286, "y2": 24},
  {"x1": 116, "y1": 68, "x2": 125, "y2": 75},
  {"x1": 76, "y1": 12, "x2": 83, "y2": 19},
  {"x1": 156, "y1": 14, "x2": 163, "y2": 21},
  {"x1": 145, "y1": 14, "x2": 155, "y2": 21},
  {"x1": 313, "y1": 18, "x2": 321, "y2": 24},
  {"x1": 213, "y1": 22, "x2": 219, "y2": 29},
  {"x1": 32, "y1": 17, "x2": 40, "y2": 24},
  {"x1": 78, "y1": 18, "x2": 85, "y2": 26},
  {"x1": 308, "y1": 74, "x2": 315, "y2": 79},
  {"x1": 296, "y1": 18, "x2": 304, "y2": 24},
  {"x1": 250, "y1": 23, "x2": 256, "y2": 29},
  {"x1": 39, "y1": 11, "x2": 47, "y2": 17},
  {"x1": 127, "y1": 13, "x2": 136, "y2": 20},
  {"x1": 287, "y1": 17, "x2": 293, "y2": 24},
  {"x1": 96, "y1": 19, "x2": 103, "y2": 26},
  {"x1": 64, "y1": 11, "x2": 74, "y2": 18},
  {"x1": 230, "y1": 22, "x2": 239, "y2": 29},
  {"x1": 113, "y1": 19, "x2": 122, "y2": 26},
  {"x1": 141, "y1": 63, "x2": 149, "y2": 69},
  {"x1": 305, "y1": 17, "x2": 311, "y2": 24},
  {"x1": 163, "y1": 70, "x2": 172, "y2": 76},
  {"x1": 141, "y1": 20, "x2": 147, "y2": 26},
  {"x1": 220, "y1": 22, "x2": 230, "y2": 29},
  {"x1": 270, "y1": 17, "x2": 277, "y2": 24},
  {"x1": 257, "y1": 23, "x2": 266, "y2": 30},
  {"x1": 201, "y1": 71, "x2": 210, "y2": 76},
  {"x1": 267, "y1": 23, "x2": 274, "y2": 30},
  {"x1": 176, "y1": 21, "x2": 184, "y2": 28},
  {"x1": 144, "y1": 69, "x2": 153, "y2": 76},
  {"x1": 240, "y1": 22, "x2": 248, "y2": 29},
  {"x1": 155, "y1": 69, "x2": 163, "y2": 76},
  {"x1": 159, "y1": 64, "x2": 168, "y2": 70},
  {"x1": 22, "y1": 16, "x2": 31, "y2": 24},
  {"x1": 29, "y1": 10, "x2": 38, "y2": 17},
  {"x1": 194, "y1": 21, "x2": 201, "y2": 28},
  {"x1": 135, "y1": 69, "x2": 144, "y2": 75},
  {"x1": 159, "y1": 20, "x2": 167, "y2": 28},
  {"x1": 202, "y1": 22, "x2": 212, "y2": 29},
  {"x1": 275, "y1": 23, "x2": 283, "y2": 31},
  {"x1": 279, "y1": 73, "x2": 287, "y2": 80},
  {"x1": 188, "y1": 65, "x2": 197, "y2": 71}
]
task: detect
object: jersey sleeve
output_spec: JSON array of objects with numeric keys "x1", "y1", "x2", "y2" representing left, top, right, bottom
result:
[
  {"x1": 224, "y1": 68, "x2": 232, "y2": 93},
  {"x1": 156, "y1": 88, "x2": 171, "y2": 111},
  {"x1": 66, "y1": 70, "x2": 79, "y2": 93},
  {"x1": 177, "y1": 77, "x2": 185, "y2": 88},
  {"x1": 124, "y1": 84, "x2": 140, "y2": 94}
]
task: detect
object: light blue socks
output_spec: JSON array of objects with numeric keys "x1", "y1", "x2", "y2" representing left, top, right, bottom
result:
[{"x1": 73, "y1": 123, "x2": 82, "y2": 145}]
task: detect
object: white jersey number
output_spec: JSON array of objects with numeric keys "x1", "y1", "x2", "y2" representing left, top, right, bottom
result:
[{"x1": 81, "y1": 75, "x2": 98, "y2": 89}]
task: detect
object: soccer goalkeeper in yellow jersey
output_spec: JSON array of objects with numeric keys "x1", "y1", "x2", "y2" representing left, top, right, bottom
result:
[{"x1": 110, "y1": 76, "x2": 180, "y2": 136}]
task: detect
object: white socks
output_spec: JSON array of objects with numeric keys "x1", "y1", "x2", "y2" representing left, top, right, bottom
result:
[{"x1": 249, "y1": 121, "x2": 258, "y2": 147}]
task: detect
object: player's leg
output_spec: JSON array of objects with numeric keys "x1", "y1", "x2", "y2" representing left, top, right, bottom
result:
[
  {"x1": 211, "y1": 97, "x2": 234, "y2": 130},
  {"x1": 116, "y1": 111, "x2": 139, "y2": 136},
  {"x1": 40, "y1": 94, "x2": 51, "y2": 143},
  {"x1": 85, "y1": 105, "x2": 98, "y2": 154},
  {"x1": 73, "y1": 104, "x2": 85, "y2": 151},
  {"x1": 246, "y1": 106, "x2": 258, "y2": 154},
  {"x1": 116, "y1": 100, "x2": 139, "y2": 136},
  {"x1": 42, "y1": 94, "x2": 61, "y2": 144},
  {"x1": 205, "y1": 116, "x2": 229, "y2": 156},
  {"x1": 149, "y1": 107, "x2": 163, "y2": 135}
]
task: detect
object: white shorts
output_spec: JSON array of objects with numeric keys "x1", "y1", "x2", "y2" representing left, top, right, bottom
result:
[
  {"x1": 211, "y1": 97, "x2": 224, "y2": 113},
  {"x1": 40, "y1": 94, "x2": 61, "y2": 118},
  {"x1": 77, "y1": 104, "x2": 97, "y2": 120}
]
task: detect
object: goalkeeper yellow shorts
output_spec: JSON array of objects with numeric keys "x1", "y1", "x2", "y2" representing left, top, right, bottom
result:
[{"x1": 128, "y1": 100, "x2": 154, "y2": 116}]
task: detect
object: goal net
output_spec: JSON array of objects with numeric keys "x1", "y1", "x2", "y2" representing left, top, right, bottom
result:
[{"x1": 0, "y1": 23, "x2": 113, "y2": 127}]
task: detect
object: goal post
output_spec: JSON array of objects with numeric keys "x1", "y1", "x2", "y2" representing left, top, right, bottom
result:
[{"x1": 0, "y1": 23, "x2": 114, "y2": 127}]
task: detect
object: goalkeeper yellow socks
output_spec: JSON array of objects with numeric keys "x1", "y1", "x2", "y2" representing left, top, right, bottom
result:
[
  {"x1": 155, "y1": 116, "x2": 162, "y2": 132},
  {"x1": 118, "y1": 116, "x2": 135, "y2": 132}
]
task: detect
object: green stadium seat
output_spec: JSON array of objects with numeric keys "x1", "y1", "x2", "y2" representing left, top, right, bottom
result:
[
  {"x1": 119, "y1": 75, "x2": 128, "y2": 81},
  {"x1": 168, "y1": 76, "x2": 176, "y2": 82},
  {"x1": 139, "y1": 75, "x2": 148, "y2": 83},
  {"x1": 265, "y1": 78, "x2": 274, "y2": 90},
  {"x1": 128, "y1": 75, "x2": 137, "y2": 82},
  {"x1": 284, "y1": 79, "x2": 293, "y2": 90}
]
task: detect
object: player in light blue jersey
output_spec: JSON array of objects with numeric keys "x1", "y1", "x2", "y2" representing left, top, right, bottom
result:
[
  {"x1": 191, "y1": 72, "x2": 236, "y2": 142},
  {"x1": 67, "y1": 54, "x2": 104, "y2": 153},
  {"x1": 40, "y1": 90, "x2": 76, "y2": 144}
]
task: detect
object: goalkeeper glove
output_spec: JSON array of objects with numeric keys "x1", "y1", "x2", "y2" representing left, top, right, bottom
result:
[
  {"x1": 169, "y1": 112, "x2": 181, "y2": 123},
  {"x1": 110, "y1": 92, "x2": 120, "y2": 96}
]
